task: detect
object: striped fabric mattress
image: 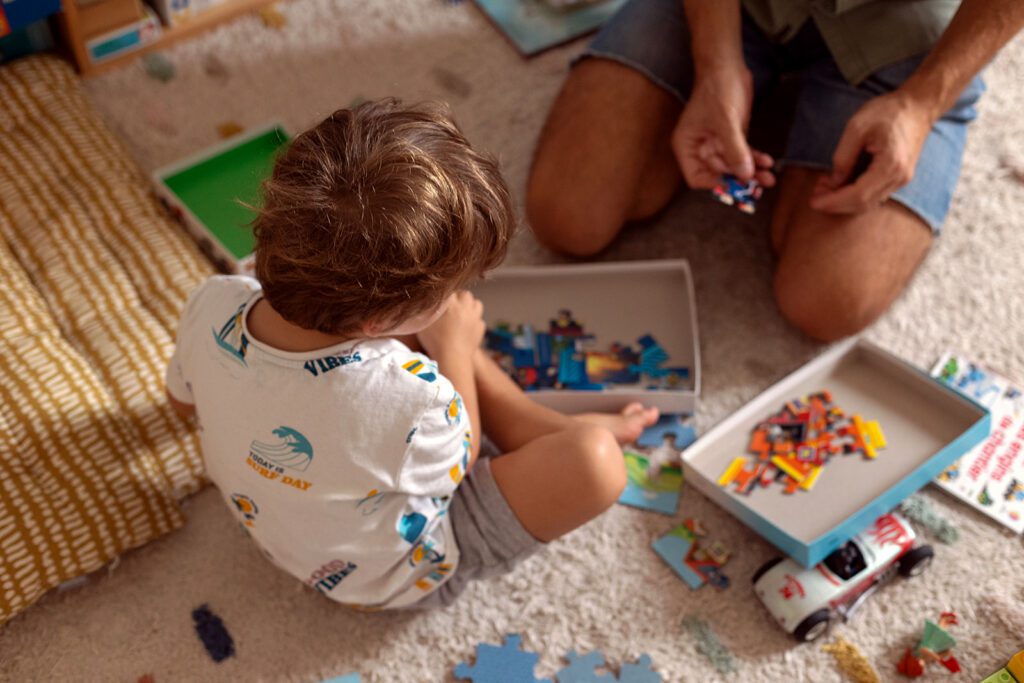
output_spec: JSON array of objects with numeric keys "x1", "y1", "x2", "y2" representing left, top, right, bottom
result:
[{"x1": 0, "y1": 55, "x2": 214, "y2": 626}]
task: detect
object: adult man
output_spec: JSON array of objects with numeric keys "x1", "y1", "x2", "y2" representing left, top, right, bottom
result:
[{"x1": 527, "y1": 0, "x2": 1024, "y2": 341}]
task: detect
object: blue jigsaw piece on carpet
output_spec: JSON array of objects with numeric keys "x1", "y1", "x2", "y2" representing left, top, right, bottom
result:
[
  {"x1": 320, "y1": 675, "x2": 361, "y2": 683},
  {"x1": 617, "y1": 655, "x2": 661, "y2": 683},
  {"x1": 556, "y1": 649, "x2": 615, "y2": 682},
  {"x1": 454, "y1": 634, "x2": 552, "y2": 682},
  {"x1": 192, "y1": 604, "x2": 234, "y2": 663},
  {"x1": 636, "y1": 413, "x2": 696, "y2": 450}
]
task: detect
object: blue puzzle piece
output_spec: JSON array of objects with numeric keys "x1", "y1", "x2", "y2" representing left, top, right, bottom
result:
[
  {"x1": 556, "y1": 650, "x2": 615, "y2": 683},
  {"x1": 321, "y1": 675, "x2": 361, "y2": 683},
  {"x1": 618, "y1": 655, "x2": 661, "y2": 683},
  {"x1": 454, "y1": 634, "x2": 552, "y2": 683},
  {"x1": 635, "y1": 414, "x2": 696, "y2": 450}
]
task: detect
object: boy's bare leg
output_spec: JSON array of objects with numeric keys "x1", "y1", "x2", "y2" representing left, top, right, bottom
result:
[
  {"x1": 489, "y1": 424, "x2": 627, "y2": 542},
  {"x1": 473, "y1": 350, "x2": 658, "y2": 452},
  {"x1": 474, "y1": 350, "x2": 658, "y2": 542}
]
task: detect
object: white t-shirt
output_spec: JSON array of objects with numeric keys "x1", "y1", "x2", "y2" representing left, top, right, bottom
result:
[{"x1": 166, "y1": 276, "x2": 468, "y2": 608}]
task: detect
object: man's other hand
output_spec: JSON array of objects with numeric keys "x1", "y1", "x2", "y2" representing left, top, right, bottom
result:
[{"x1": 810, "y1": 91, "x2": 933, "y2": 214}]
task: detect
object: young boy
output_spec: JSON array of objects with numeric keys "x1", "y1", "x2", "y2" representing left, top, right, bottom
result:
[{"x1": 165, "y1": 100, "x2": 658, "y2": 609}]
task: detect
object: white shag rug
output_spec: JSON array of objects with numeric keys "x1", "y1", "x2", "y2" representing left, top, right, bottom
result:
[{"x1": 2, "y1": 1, "x2": 1023, "y2": 681}]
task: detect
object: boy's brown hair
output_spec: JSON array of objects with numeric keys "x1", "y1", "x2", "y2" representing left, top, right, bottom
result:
[{"x1": 254, "y1": 99, "x2": 515, "y2": 336}]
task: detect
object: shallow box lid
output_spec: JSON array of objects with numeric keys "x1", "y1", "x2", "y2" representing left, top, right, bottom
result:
[
  {"x1": 683, "y1": 338, "x2": 990, "y2": 567},
  {"x1": 472, "y1": 259, "x2": 700, "y2": 415}
]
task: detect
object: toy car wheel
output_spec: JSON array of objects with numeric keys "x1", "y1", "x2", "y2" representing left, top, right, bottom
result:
[
  {"x1": 751, "y1": 557, "x2": 783, "y2": 585},
  {"x1": 793, "y1": 609, "x2": 832, "y2": 643},
  {"x1": 898, "y1": 545, "x2": 934, "y2": 578}
]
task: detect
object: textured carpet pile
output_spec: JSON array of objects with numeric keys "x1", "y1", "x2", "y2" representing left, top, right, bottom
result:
[{"x1": 1, "y1": 1, "x2": 1022, "y2": 681}]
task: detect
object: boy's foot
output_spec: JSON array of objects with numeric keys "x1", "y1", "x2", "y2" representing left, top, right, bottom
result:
[{"x1": 576, "y1": 402, "x2": 659, "y2": 445}]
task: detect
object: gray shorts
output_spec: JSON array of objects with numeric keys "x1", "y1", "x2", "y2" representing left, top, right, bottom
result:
[
  {"x1": 578, "y1": 0, "x2": 986, "y2": 233},
  {"x1": 412, "y1": 451, "x2": 540, "y2": 608}
]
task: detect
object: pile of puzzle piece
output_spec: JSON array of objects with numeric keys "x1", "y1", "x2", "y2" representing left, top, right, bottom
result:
[
  {"x1": 485, "y1": 310, "x2": 688, "y2": 392},
  {"x1": 454, "y1": 634, "x2": 661, "y2": 683},
  {"x1": 717, "y1": 391, "x2": 887, "y2": 495}
]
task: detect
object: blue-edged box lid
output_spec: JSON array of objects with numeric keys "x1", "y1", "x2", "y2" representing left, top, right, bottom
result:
[{"x1": 683, "y1": 338, "x2": 990, "y2": 567}]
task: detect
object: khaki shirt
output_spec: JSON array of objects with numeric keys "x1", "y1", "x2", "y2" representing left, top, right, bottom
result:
[{"x1": 742, "y1": 0, "x2": 961, "y2": 83}]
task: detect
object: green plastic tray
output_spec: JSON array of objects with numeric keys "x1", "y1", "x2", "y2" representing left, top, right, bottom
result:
[{"x1": 154, "y1": 124, "x2": 289, "y2": 267}]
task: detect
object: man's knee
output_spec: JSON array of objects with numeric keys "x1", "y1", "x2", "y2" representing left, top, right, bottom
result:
[
  {"x1": 773, "y1": 262, "x2": 884, "y2": 342},
  {"x1": 567, "y1": 424, "x2": 627, "y2": 508},
  {"x1": 526, "y1": 170, "x2": 622, "y2": 257}
]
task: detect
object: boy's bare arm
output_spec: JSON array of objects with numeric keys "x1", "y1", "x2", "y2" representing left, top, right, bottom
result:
[
  {"x1": 430, "y1": 349, "x2": 482, "y2": 468},
  {"x1": 166, "y1": 388, "x2": 196, "y2": 420},
  {"x1": 417, "y1": 291, "x2": 485, "y2": 467}
]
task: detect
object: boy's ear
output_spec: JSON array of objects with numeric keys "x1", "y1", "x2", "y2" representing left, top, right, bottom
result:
[{"x1": 361, "y1": 316, "x2": 393, "y2": 338}]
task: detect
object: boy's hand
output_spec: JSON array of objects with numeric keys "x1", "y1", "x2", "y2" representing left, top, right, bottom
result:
[{"x1": 417, "y1": 291, "x2": 485, "y2": 358}]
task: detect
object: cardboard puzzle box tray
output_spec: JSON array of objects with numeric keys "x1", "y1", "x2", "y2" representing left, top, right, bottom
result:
[
  {"x1": 683, "y1": 339, "x2": 990, "y2": 567},
  {"x1": 472, "y1": 259, "x2": 701, "y2": 415}
]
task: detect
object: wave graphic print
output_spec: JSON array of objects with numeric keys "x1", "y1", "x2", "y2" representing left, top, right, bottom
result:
[{"x1": 249, "y1": 426, "x2": 313, "y2": 472}]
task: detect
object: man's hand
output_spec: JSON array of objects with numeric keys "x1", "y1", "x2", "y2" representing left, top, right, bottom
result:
[
  {"x1": 417, "y1": 291, "x2": 485, "y2": 359},
  {"x1": 671, "y1": 67, "x2": 776, "y2": 190},
  {"x1": 810, "y1": 91, "x2": 934, "y2": 214}
]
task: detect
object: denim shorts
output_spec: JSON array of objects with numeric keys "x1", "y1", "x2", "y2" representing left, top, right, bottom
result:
[{"x1": 577, "y1": 0, "x2": 986, "y2": 233}]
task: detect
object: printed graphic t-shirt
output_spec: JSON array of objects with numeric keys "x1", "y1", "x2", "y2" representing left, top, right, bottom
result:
[{"x1": 166, "y1": 276, "x2": 469, "y2": 608}]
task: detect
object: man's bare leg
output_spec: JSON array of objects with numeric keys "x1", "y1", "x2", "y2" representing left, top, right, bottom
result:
[
  {"x1": 527, "y1": 59, "x2": 683, "y2": 256},
  {"x1": 770, "y1": 168, "x2": 933, "y2": 341}
]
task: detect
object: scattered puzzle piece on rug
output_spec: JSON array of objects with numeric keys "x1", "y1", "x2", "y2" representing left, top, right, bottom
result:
[
  {"x1": 192, "y1": 604, "x2": 234, "y2": 663},
  {"x1": 635, "y1": 413, "x2": 696, "y2": 450},
  {"x1": 258, "y1": 3, "x2": 287, "y2": 28},
  {"x1": 203, "y1": 53, "x2": 229, "y2": 81},
  {"x1": 617, "y1": 655, "x2": 661, "y2": 683},
  {"x1": 142, "y1": 52, "x2": 175, "y2": 82},
  {"x1": 217, "y1": 122, "x2": 245, "y2": 139},
  {"x1": 899, "y1": 495, "x2": 959, "y2": 544},
  {"x1": 652, "y1": 519, "x2": 730, "y2": 590},
  {"x1": 556, "y1": 650, "x2": 615, "y2": 683},
  {"x1": 681, "y1": 615, "x2": 737, "y2": 674},
  {"x1": 137, "y1": 675, "x2": 155, "y2": 683},
  {"x1": 618, "y1": 449, "x2": 683, "y2": 515},
  {"x1": 822, "y1": 637, "x2": 880, "y2": 683},
  {"x1": 432, "y1": 66, "x2": 473, "y2": 98},
  {"x1": 320, "y1": 675, "x2": 361, "y2": 683},
  {"x1": 454, "y1": 634, "x2": 552, "y2": 682}
]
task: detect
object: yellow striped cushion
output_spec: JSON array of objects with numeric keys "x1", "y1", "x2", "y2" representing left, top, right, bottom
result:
[
  {"x1": 0, "y1": 55, "x2": 214, "y2": 499},
  {"x1": 0, "y1": 55, "x2": 216, "y2": 625},
  {"x1": 0, "y1": 240, "x2": 184, "y2": 626},
  {"x1": 2, "y1": 57, "x2": 214, "y2": 334}
]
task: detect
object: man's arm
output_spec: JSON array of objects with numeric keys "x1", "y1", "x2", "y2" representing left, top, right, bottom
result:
[
  {"x1": 672, "y1": 1, "x2": 776, "y2": 188},
  {"x1": 902, "y1": 0, "x2": 1024, "y2": 122},
  {"x1": 811, "y1": 0, "x2": 1024, "y2": 214}
]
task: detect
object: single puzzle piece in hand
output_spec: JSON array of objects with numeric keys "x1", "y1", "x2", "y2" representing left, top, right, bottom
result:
[
  {"x1": 454, "y1": 634, "x2": 552, "y2": 683},
  {"x1": 618, "y1": 655, "x2": 662, "y2": 683},
  {"x1": 636, "y1": 413, "x2": 696, "y2": 450},
  {"x1": 556, "y1": 649, "x2": 615, "y2": 683}
]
